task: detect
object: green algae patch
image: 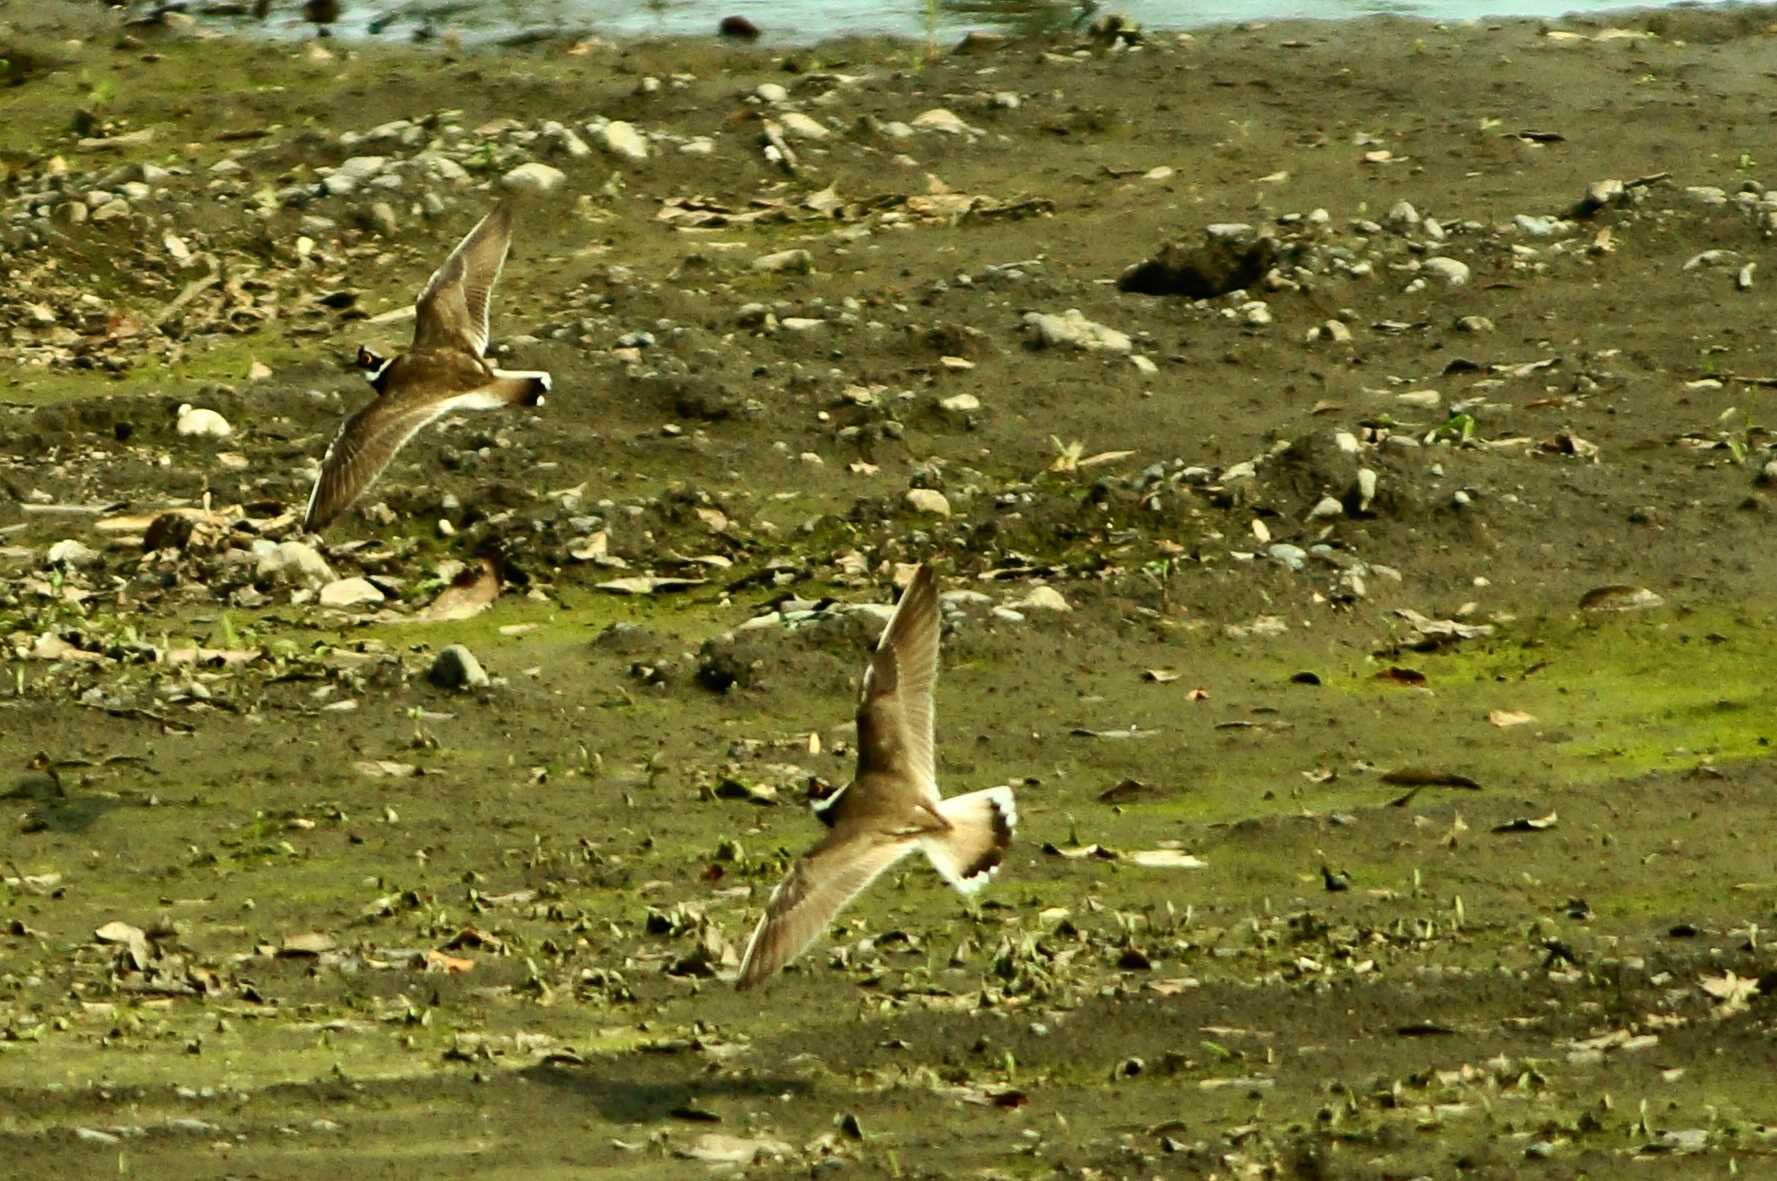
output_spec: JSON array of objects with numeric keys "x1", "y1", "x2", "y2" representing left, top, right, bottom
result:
[{"x1": 1329, "y1": 606, "x2": 1777, "y2": 786}]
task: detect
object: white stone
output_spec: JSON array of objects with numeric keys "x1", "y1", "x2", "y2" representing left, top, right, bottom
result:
[
  {"x1": 549, "y1": 125, "x2": 592, "y2": 158},
  {"x1": 599, "y1": 121, "x2": 649, "y2": 163},
  {"x1": 255, "y1": 540, "x2": 334, "y2": 588},
  {"x1": 176, "y1": 404, "x2": 232, "y2": 438},
  {"x1": 501, "y1": 161, "x2": 566, "y2": 197},
  {"x1": 911, "y1": 108, "x2": 973, "y2": 135},
  {"x1": 1355, "y1": 467, "x2": 1379, "y2": 510},
  {"x1": 752, "y1": 248, "x2": 813, "y2": 273},
  {"x1": 905, "y1": 489, "x2": 951, "y2": 516},
  {"x1": 1023, "y1": 309, "x2": 1132, "y2": 353},
  {"x1": 319, "y1": 577, "x2": 385, "y2": 608},
  {"x1": 46, "y1": 539, "x2": 99, "y2": 567},
  {"x1": 1016, "y1": 586, "x2": 1071, "y2": 612},
  {"x1": 322, "y1": 155, "x2": 386, "y2": 195},
  {"x1": 754, "y1": 82, "x2": 789, "y2": 104},
  {"x1": 1422, "y1": 256, "x2": 1471, "y2": 286},
  {"x1": 778, "y1": 112, "x2": 830, "y2": 141},
  {"x1": 413, "y1": 151, "x2": 470, "y2": 184},
  {"x1": 939, "y1": 393, "x2": 980, "y2": 413}
]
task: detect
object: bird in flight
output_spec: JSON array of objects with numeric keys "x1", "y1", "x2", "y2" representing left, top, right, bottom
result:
[
  {"x1": 735, "y1": 564, "x2": 1018, "y2": 990},
  {"x1": 302, "y1": 201, "x2": 550, "y2": 532}
]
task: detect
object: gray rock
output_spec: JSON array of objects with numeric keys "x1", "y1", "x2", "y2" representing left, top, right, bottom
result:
[
  {"x1": 1513, "y1": 213, "x2": 1567, "y2": 238},
  {"x1": 543, "y1": 121, "x2": 592, "y2": 158},
  {"x1": 598, "y1": 120, "x2": 649, "y2": 163},
  {"x1": 1571, "y1": 177, "x2": 1626, "y2": 217},
  {"x1": 1354, "y1": 467, "x2": 1379, "y2": 512},
  {"x1": 752, "y1": 248, "x2": 813, "y2": 274},
  {"x1": 502, "y1": 161, "x2": 566, "y2": 197},
  {"x1": 1306, "y1": 319, "x2": 1352, "y2": 344},
  {"x1": 1386, "y1": 200, "x2": 1420, "y2": 230},
  {"x1": 255, "y1": 540, "x2": 334, "y2": 588},
  {"x1": 413, "y1": 152, "x2": 470, "y2": 184},
  {"x1": 1422, "y1": 257, "x2": 1470, "y2": 286},
  {"x1": 176, "y1": 404, "x2": 232, "y2": 438},
  {"x1": 319, "y1": 577, "x2": 385, "y2": 608},
  {"x1": 1016, "y1": 586, "x2": 1071, "y2": 612},
  {"x1": 46, "y1": 539, "x2": 99, "y2": 567},
  {"x1": 911, "y1": 108, "x2": 973, "y2": 135},
  {"x1": 778, "y1": 112, "x2": 830, "y2": 141},
  {"x1": 323, "y1": 155, "x2": 387, "y2": 196},
  {"x1": 1268, "y1": 543, "x2": 1308, "y2": 569},
  {"x1": 429, "y1": 644, "x2": 489, "y2": 690},
  {"x1": 905, "y1": 489, "x2": 951, "y2": 516},
  {"x1": 1023, "y1": 309, "x2": 1132, "y2": 353},
  {"x1": 368, "y1": 200, "x2": 399, "y2": 236}
]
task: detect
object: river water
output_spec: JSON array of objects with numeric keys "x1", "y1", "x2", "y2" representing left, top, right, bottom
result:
[{"x1": 270, "y1": 0, "x2": 1716, "y2": 43}]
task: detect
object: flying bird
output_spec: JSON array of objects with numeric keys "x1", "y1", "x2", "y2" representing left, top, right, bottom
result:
[
  {"x1": 735, "y1": 564, "x2": 1018, "y2": 990},
  {"x1": 302, "y1": 201, "x2": 550, "y2": 533}
]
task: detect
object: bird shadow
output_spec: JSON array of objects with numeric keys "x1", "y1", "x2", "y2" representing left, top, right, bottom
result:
[{"x1": 518, "y1": 1060, "x2": 811, "y2": 1124}]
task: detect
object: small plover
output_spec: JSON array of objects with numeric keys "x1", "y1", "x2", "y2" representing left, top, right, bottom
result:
[
  {"x1": 302, "y1": 201, "x2": 550, "y2": 532},
  {"x1": 735, "y1": 564, "x2": 1018, "y2": 990}
]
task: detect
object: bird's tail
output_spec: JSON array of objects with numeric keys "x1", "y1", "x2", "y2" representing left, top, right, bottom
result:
[
  {"x1": 488, "y1": 368, "x2": 552, "y2": 407},
  {"x1": 920, "y1": 786, "x2": 1017, "y2": 893}
]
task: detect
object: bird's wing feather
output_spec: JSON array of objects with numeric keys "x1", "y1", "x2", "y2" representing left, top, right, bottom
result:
[
  {"x1": 411, "y1": 202, "x2": 513, "y2": 357},
  {"x1": 303, "y1": 390, "x2": 484, "y2": 531},
  {"x1": 734, "y1": 831, "x2": 919, "y2": 990},
  {"x1": 854, "y1": 564, "x2": 939, "y2": 795}
]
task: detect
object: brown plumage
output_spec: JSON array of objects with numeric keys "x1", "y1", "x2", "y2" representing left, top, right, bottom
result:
[
  {"x1": 735, "y1": 564, "x2": 1019, "y2": 990},
  {"x1": 302, "y1": 202, "x2": 550, "y2": 533}
]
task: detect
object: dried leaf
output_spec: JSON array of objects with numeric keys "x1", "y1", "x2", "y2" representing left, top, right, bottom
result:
[
  {"x1": 354, "y1": 760, "x2": 418, "y2": 778},
  {"x1": 1069, "y1": 727, "x2": 1160, "y2": 740},
  {"x1": 1127, "y1": 849, "x2": 1208, "y2": 869},
  {"x1": 1491, "y1": 811, "x2": 1558, "y2": 833},
  {"x1": 1579, "y1": 585, "x2": 1663, "y2": 612},
  {"x1": 1701, "y1": 971, "x2": 1759, "y2": 1016},
  {"x1": 1143, "y1": 668, "x2": 1182, "y2": 683},
  {"x1": 279, "y1": 931, "x2": 337, "y2": 956},
  {"x1": 415, "y1": 557, "x2": 500, "y2": 622},
  {"x1": 1487, "y1": 709, "x2": 1536, "y2": 728},
  {"x1": 596, "y1": 576, "x2": 707, "y2": 595},
  {"x1": 422, "y1": 949, "x2": 475, "y2": 974},
  {"x1": 675, "y1": 1133, "x2": 792, "y2": 1165}
]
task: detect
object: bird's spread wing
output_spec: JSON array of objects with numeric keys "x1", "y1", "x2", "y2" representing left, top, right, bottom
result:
[
  {"x1": 854, "y1": 564, "x2": 939, "y2": 793},
  {"x1": 735, "y1": 831, "x2": 919, "y2": 990},
  {"x1": 411, "y1": 202, "x2": 512, "y2": 358},
  {"x1": 303, "y1": 389, "x2": 494, "y2": 532}
]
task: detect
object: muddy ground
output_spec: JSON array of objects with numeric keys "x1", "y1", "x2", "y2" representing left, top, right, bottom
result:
[{"x1": 4, "y1": 3, "x2": 1777, "y2": 1178}]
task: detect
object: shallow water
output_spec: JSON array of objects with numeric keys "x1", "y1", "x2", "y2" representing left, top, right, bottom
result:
[{"x1": 266, "y1": 0, "x2": 1730, "y2": 42}]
